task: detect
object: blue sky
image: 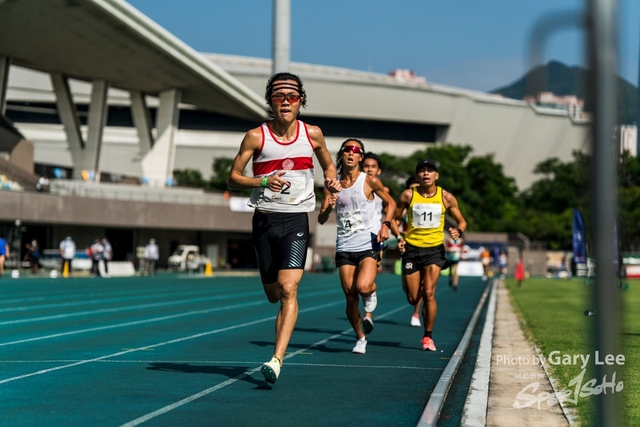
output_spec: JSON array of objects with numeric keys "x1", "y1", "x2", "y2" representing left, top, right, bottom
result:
[{"x1": 127, "y1": 0, "x2": 640, "y2": 92}]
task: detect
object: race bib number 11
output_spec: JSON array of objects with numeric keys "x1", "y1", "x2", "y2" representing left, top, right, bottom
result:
[{"x1": 412, "y1": 203, "x2": 442, "y2": 229}]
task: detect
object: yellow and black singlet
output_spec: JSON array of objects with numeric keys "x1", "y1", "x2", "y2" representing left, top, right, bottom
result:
[{"x1": 404, "y1": 186, "x2": 446, "y2": 248}]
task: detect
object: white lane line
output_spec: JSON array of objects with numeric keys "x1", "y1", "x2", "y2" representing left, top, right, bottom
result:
[
  {"x1": 1, "y1": 279, "x2": 339, "y2": 312},
  {"x1": 1, "y1": 283, "x2": 340, "y2": 326},
  {"x1": 0, "y1": 300, "x2": 265, "y2": 347},
  {"x1": 461, "y1": 279, "x2": 497, "y2": 427},
  {"x1": 0, "y1": 290, "x2": 268, "y2": 325},
  {"x1": 0, "y1": 286, "x2": 346, "y2": 347},
  {"x1": 0, "y1": 360, "x2": 437, "y2": 370},
  {"x1": 118, "y1": 304, "x2": 408, "y2": 427},
  {"x1": 0, "y1": 287, "x2": 239, "y2": 313},
  {"x1": 0, "y1": 300, "x2": 344, "y2": 385},
  {"x1": 418, "y1": 280, "x2": 492, "y2": 427},
  {"x1": 0, "y1": 283, "x2": 219, "y2": 305}
]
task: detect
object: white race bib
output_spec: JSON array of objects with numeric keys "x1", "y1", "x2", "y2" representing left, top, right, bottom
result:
[
  {"x1": 337, "y1": 210, "x2": 365, "y2": 237},
  {"x1": 263, "y1": 171, "x2": 307, "y2": 204},
  {"x1": 412, "y1": 203, "x2": 442, "y2": 229}
]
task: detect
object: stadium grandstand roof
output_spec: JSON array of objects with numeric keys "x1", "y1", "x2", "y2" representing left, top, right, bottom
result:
[{"x1": 0, "y1": 0, "x2": 268, "y2": 121}]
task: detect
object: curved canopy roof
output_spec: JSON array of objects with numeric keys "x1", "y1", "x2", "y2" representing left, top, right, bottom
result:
[{"x1": 0, "y1": 0, "x2": 268, "y2": 121}]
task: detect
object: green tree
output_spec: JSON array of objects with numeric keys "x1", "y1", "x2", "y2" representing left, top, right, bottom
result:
[
  {"x1": 208, "y1": 157, "x2": 235, "y2": 191},
  {"x1": 463, "y1": 155, "x2": 519, "y2": 232},
  {"x1": 173, "y1": 169, "x2": 205, "y2": 188},
  {"x1": 377, "y1": 144, "x2": 519, "y2": 233}
]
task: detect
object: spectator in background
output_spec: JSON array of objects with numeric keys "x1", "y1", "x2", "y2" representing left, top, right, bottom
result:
[
  {"x1": 36, "y1": 175, "x2": 50, "y2": 192},
  {"x1": 144, "y1": 238, "x2": 159, "y2": 276},
  {"x1": 26, "y1": 239, "x2": 40, "y2": 274},
  {"x1": 555, "y1": 251, "x2": 572, "y2": 279},
  {"x1": 445, "y1": 234, "x2": 464, "y2": 291},
  {"x1": 90, "y1": 238, "x2": 104, "y2": 277},
  {"x1": 59, "y1": 236, "x2": 75, "y2": 277},
  {"x1": 102, "y1": 238, "x2": 112, "y2": 275},
  {"x1": 498, "y1": 250, "x2": 508, "y2": 280},
  {"x1": 515, "y1": 253, "x2": 525, "y2": 287},
  {"x1": 480, "y1": 246, "x2": 491, "y2": 280},
  {"x1": 0, "y1": 233, "x2": 9, "y2": 278}
]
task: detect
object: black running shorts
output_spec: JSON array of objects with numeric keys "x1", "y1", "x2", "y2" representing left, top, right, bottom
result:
[
  {"x1": 401, "y1": 243, "x2": 450, "y2": 275},
  {"x1": 335, "y1": 250, "x2": 380, "y2": 267},
  {"x1": 252, "y1": 210, "x2": 309, "y2": 284}
]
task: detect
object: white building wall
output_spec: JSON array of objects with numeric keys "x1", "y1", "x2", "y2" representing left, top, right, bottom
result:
[
  {"x1": 6, "y1": 62, "x2": 590, "y2": 190},
  {"x1": 620, "y1": 125, "x2": 637, "y2": 157}
]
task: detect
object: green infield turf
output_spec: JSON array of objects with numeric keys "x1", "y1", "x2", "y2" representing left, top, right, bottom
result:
[{"x1": 506, "y1": 277, "x2": 639, "y2": 427}]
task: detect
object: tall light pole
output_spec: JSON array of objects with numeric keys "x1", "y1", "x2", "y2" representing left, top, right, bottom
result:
[
  {"x1": 587, "y1": 0, "x2": 622, "y2": 425},
  {"x1": 272, "y1": 0, "x2": 290, "y2": 75}
]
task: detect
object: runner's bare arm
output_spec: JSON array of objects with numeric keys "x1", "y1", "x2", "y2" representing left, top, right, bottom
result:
[
  {"x1": 318, "y1": 188, "x2": 338, "y2": 225},
  {"x1": 443, "y1": 190, "x2": 467, "y2": 240},
  {"x1": 367, "y1": 176, "x2": 397, "y2": 241},
  {"x1": 226, "y1": 128, "x2": 288, "y2": 190},
  {"x1": 393, "y1": 189, "x2": 413, "y2": 251},
  {"x1": 307, "y1": 125, "x2": 341, "y2": 193},
  {"x1": 393, "y1": 189, "x2": 412, "y2": 231}
]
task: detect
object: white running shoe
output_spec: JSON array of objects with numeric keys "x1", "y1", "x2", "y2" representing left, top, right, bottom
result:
[
  {"x1": 411, "y1": 313, "x2": 421, "y2": 327},
  {"x1": 363, "y1": 291, "x2": 377, "y2": 313},
  {"x1": 261, "y1": 356, "x2": 281, "y2": 384},
  {"x1": 352, "y1": 337, "x2": 367, "y2": 354}
]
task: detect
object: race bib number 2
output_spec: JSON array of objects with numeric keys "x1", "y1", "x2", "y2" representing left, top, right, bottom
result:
[
  {"x1": 412, "y1": 203, "x2": 442, "y2": 229},
  {"x1": 263, "y1": 172, "x2": 306, "y2": 204}
]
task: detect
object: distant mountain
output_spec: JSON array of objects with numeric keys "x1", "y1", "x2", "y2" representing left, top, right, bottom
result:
[{"x1": 491, "y1": 60, "x2": 638, "y2": 125}]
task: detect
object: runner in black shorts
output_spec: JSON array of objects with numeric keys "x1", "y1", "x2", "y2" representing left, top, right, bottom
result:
[
  {"x1": 401, "y1": 244, "x2": 449, "y2": 275},
  {"x1": 252, "y1": 211, "x2": 309, "y2": 283},
  {"x1": 393, "y1": 159, "x2": 467, "y2": 351},
  {"x1": 335, "y1": 250, "x2": 380, "y2": 268},
  {"x1": 228, "y1": 72, "x2": 341, "y2": 384},
  {"x1": 319, "y1": 138, "x2": 396, "y2": 354}
]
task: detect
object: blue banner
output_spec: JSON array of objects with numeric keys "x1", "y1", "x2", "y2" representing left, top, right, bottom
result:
[
  {"x1": 614, "y1": 216, "x2": 621, "y2": 277},
  {"x1": 572, "y1": 208, "x2": 587, "y2": 264}
]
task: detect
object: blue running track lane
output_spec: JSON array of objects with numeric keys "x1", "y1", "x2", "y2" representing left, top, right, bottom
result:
[{"x1": 0, "y1": 273, "x2": 487, "y2": 426}]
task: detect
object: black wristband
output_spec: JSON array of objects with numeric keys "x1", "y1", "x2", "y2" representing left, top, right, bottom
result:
[
  {"x1": 456, "y1": 228, "x2": 463, "y2": 236},
  {"x1": 382, "y1": 221, "x2": 391, "y2": 228}
]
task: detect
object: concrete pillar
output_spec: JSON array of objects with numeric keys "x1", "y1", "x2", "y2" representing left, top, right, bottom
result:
[
  {"x1": 130, "y1": 90, "x2": 153, "y2": 155},
  {"x1": 272, "y1": 0, "x2": 290, "y2": 74},
  {"x1": 51, "y1": 73, "x2": 84, "y2": 175},
  {"x1": 84, "y1": 79, "x2": 110, "y2": 179},
  {"x1": 0, "y1": 55, "x2": 10, "y2": 116},
  {"x1": 141, "y1": 88, "x2": 181, "y2": 187}
]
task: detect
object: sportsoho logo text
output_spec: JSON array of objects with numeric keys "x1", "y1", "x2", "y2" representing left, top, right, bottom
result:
[{"x1": 508, "y1": 351, "x2": 625, "y2": 410}]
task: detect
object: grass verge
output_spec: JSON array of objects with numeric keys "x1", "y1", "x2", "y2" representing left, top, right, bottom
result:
[{"x1": 505, "y1": 277, "x2": 639, "y2": 426}]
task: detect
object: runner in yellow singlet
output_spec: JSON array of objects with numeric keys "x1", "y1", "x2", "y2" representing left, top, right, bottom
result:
[{"x1": 393, "y1": 159, "x2": 467, "y2": 351}]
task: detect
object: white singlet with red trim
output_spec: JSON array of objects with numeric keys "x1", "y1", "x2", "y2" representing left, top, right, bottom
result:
[{"x1": 249, "y1": 120, "x2": 316, "y2": 213}]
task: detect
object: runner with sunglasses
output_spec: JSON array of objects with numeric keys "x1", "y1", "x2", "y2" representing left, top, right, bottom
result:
[
  {"x1": 393, "y1": 159, "x2": 467, "y2": 351},
  {"x1": 318, "y1": 139, "x2": 397, "y2": 354},
  {"x1": 227, "y1": 72, "x2": 341, "y2": 384}
]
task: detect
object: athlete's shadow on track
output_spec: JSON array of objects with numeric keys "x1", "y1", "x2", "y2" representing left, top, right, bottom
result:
[
  {"x1": 146, "y1": 363, "x2": 271, "y2": 390},
  {"x1": 250, "y1": 340, "x2": 346, "y2": 353},
  {"x1": 251, "y1": 339, "x2": 418, "y2": 352}
]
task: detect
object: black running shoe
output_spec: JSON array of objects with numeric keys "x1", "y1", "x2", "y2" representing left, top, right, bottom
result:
[{"x1": 362, "y1": 317, "x2": 374, "y2": 334}]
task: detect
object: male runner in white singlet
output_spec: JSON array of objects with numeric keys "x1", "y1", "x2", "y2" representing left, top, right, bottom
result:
[{"x1": 227, "y1": 73, "x2": 341, "y2": 384}]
